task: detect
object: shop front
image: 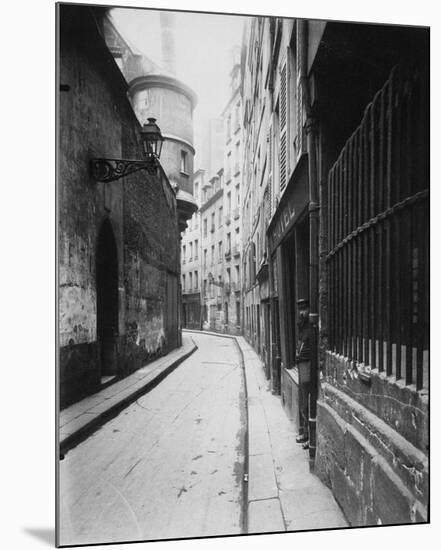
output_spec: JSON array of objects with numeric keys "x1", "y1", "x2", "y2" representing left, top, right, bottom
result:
[{"x1": 267, "y1": 157, "x2": 309, "y2": 426}]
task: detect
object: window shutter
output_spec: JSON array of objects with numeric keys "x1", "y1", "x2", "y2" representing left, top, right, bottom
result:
[
  {"x1": 280, "y1": 62, "x2": 288, "y2": 192},
  {"x1": 295, "y1": 29, "x2": 304, "y2": 159}
]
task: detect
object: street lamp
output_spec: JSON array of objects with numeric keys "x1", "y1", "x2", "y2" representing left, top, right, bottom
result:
[{"x1": 91, "y1": 118, "x2": 165, "y2": 183}]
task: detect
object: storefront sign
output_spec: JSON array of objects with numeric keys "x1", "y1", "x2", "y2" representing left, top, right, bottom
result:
[{"x1": 267, "y1": 163, "x2": 309, "y2": 254}]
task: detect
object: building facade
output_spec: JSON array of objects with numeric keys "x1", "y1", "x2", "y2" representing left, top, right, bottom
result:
[
  {"x1": 240, "y1": 16, "x2": 429, "y2": 526},
  {"x1": 181, "y1": 168, "x2": 203, "y2": 329},
  {"x1": 181, "y1": 53, "x2": 243, "y2": 335},
  {"x1": 220, "y1": 56, "x2": 243, "y2": 335},
  {"x1": 58, "y1": 5, "x2": 194, "y2": 408},
  {"x1": 199, "y1": 170, "x2": 224, "y2": 331}
]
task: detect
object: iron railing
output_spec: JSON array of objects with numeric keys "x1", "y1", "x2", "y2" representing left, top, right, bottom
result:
[{"x1": 327, "y1": 64, "x2": 428, "y2": 390}]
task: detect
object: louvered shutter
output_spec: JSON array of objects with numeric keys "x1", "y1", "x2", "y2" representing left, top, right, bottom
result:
[
  {"x1": 295, "y1": 29, "x2": 304, "y2": 159},
  {"x1": 280, "y1": 62, "x2": 288, "y2": 192},
  {"x1": 267, "y1": 123, "x2": 273, "y2": 216}
]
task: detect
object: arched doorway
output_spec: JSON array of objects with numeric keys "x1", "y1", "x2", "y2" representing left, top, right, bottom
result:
[{"x1": 96, "y1": 219, "x2": 119, "y2": 378}]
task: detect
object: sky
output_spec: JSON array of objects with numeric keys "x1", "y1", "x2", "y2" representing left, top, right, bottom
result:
[{"x1": 110, "y1": 7, "x2": 249, "y2": 169}]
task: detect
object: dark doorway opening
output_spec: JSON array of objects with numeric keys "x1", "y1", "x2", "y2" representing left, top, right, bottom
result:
[
  {"x1": 263, "y1": 300, "x2": 271, "y2": 379},
  {"x1": 96, "y1": 219, "x2": 119, "y2": 379}
]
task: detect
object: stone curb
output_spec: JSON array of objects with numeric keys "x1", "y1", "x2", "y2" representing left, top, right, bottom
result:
[
  {"x1": 60, "y1": 339, "x2": 198, "y2": 456},
  {"x1": 183, "y1": 328, "x2": 240, "y2": 340}
]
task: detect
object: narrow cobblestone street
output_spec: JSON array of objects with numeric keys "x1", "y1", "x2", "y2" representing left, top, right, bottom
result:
[
  {"x1": 59, "y1": 332, "x2": 347, "y2": 546},
  {"x1": 59, "y1": 334, "x2": 246, "y2": 545}
]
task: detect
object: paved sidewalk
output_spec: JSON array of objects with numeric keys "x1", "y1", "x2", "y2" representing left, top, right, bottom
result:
[
  {"x1": 59, "y1": 334, "x2": 197, "y2": 455},
  {"x1": 236, "y1": 336, "x2": 348, "y2": 533}
]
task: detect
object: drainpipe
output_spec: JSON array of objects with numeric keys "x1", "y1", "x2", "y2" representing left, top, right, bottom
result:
[{"x1": 299, "y1": 19, "x2": 320, "y2": 464}]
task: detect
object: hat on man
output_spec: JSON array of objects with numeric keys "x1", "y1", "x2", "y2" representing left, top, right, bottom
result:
[{"x1": 297, "y1": 298, "x2": 309, "y2": 309}]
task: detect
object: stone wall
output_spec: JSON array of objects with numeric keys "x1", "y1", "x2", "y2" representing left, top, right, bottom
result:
[
  {"x1": 59, "y1": 6, "x2": 179, "y2": 408},
  {"x1": 121, "y1": 167, "x2": 179, "y2": 376},
  {"x1": 315, "y1": 353, "x2": 428, "y2": 526}
]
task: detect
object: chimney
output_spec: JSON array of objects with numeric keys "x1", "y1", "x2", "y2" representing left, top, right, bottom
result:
[{"x1": 160, "y1": 12, "x2": 176, "y2": 75}]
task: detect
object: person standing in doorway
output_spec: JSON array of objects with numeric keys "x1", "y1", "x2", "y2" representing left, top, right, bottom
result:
[{"x1": 295, "y1": 298, "x2": 312, "y2": 450}]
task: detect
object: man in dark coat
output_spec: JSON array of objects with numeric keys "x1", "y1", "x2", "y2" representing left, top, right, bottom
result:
[{"x1": 295, "y1": 298, "x2": 312, "y2": 449}]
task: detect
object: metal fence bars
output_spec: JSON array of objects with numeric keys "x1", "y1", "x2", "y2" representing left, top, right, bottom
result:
[{"x1": 326, "y1": 63, "x2": 428, "y2": 390}]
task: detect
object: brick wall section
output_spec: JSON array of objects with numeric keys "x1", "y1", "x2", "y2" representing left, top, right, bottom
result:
[{"x1": 59, "y1": 6, "x2": 179, "y2": 408}]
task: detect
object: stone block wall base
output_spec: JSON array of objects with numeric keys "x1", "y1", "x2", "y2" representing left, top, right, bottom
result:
[
  {"x1": 59, "y1": 342, "x2": 100, "y2": 409},
  {"x1": 315, "y1": 396, "x2": 428, "y2": 527}
]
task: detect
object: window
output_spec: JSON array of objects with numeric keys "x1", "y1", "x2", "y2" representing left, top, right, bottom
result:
[
  {"x1": 195, "y1": 271, "x2": 198, "y2": 289},
  {"x1": 256, "y1": 233, "x2": 260, "y2": 265},
  {"x1": 195, "y1": 240, "x2": 199, "y2": 259},
  {"x1": 211, "y1": 212, "x2": 215, "y2": 231},
  {"x1": 203, "y1": 218, "x2": 208, "y2": 237},
  {"x1": 194, "y1": 182, "x2": 199, "y2": 199},
  {"x1": 204, "y1": 249, "x2": 207, "y2": 268},
  {"x1": 234, "y1": 102, "x2": 240, "y2": 129},
  {"x1": 235, "y1": 265, "x2": 240, "y2": 284},
  {"x1": 227, "y1": 191, "x2": 232, "y2": 214},
  {"x1": 182, "y1": 245, "x2": 186, "y2": 263},
  {"x1": 180, "y1": 150, "x2": 188, "y2": 173},
  {"x1": 219, "y1": 206, "x2": 223, "y2": 227},
  {"x1": 235, "y1": 142, "x2": 241, "y2": 173},
  {"x1": 211, "y1": 245, "x2": 215, "y2": 265},
  {"x1": 182, "y1": 274, "x2": 186, "y2": 291},
  {"x1": 236, "y1": 184, "x2": 240, "y2": 206},
  {"x1": 218, "y1": 241, "x2": 223, "y2": 260},
  {"x1": 189, "y1": 272, "x2": 193, "y2": 290},
  {"x1": 189, "y1": 242, "x2": 193, "y2": 261}
]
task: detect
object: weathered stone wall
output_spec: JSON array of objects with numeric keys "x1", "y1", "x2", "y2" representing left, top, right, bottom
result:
[
  {"x1": 59, "y1": 12, "x2": 126, "y2": 407},
  {"x1": 315, "y1": 354, "x2": 428, "y2": 526},
  {"x1": 121, "y1": 167, "x2": 179, "y2": 375},
  {"x1": 59, "y1": 6, "x2": 179, "y2": 408}
]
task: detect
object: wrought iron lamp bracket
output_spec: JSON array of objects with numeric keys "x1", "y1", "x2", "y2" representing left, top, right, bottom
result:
[{"x1": 91, "y1": 158, "x2": 158, "y2": 183}]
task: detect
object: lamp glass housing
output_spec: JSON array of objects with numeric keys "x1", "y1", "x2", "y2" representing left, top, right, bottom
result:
[{"x1": 140, "y1": 117, "x2": 164, "y2": 160}]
